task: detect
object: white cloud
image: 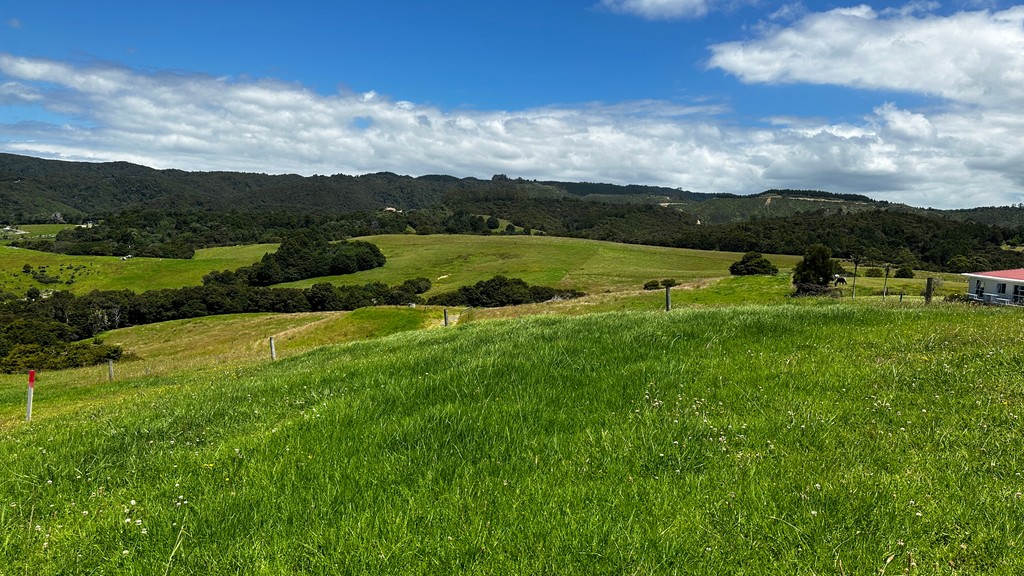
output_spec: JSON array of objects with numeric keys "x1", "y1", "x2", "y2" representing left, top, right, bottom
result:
[
  {"x1": 7, "y1": 18, "x2": 20, "y2": 29},
  {"x1": 696, "y1": 4, "x2": 1024, "y2": 207},
  {"x1": 708, "y1": 5, "x2": 1024, "y2": 107},
  {"x1": 1, "y1": 52, "x2": 1024, "y2": 209},
  {"x1": 598, "y1": 0, "x2": 714, "y2": 19}
]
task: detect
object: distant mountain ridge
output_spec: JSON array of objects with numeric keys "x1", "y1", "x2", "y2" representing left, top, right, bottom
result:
[{"x1": 3, "y1": 153, "x2": 1024, "y2": 229}]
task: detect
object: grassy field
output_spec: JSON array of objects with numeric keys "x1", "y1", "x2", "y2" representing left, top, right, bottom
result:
[
  {"x1": 0, "y1": 244, "x2": 275, "y2": 295},
  {"x1": 1, "y1": 232, "x2": 966, "y2": 305},
  {"x1": 0, "y1": 306, "x2": 441, "y2": 390},
  {"x1": 1, "y1": 302, "x2": 1023, "y2": 573},
  {"x1": 0, "y1": 234, "x2": 799, "y2": 297},
  {"x1": 0, "y1": 224, "x2": 77, "y2": 241},
  {"x1": 279, "y1": 234, "x2": 804, "y2": 295}
]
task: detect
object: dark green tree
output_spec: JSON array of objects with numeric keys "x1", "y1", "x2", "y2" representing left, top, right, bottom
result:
[
  {"x1": 792, "y1": 244, "x2": 835, "y2": 287},
  {"x1": 729, "y1": 252, "x2": 778, "y2": 276},
  {"x1": 895, "y1": 266, "x2": 915, "y2": 278}
]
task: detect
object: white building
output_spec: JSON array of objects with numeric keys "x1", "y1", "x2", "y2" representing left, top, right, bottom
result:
[{"x1": 963, "y1": 269, "x2": 1024, "y2": 305}]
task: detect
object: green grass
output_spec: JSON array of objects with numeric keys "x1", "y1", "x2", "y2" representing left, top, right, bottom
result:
[
  {"x1": 278, "y1": 234, "x2": 802, "y2": 295},
  {"x1": 0, "y1": 306, "x2": 440, "y2": 387},
  {"x1": 461, "y1": 275, "x2": 796, "y2": 323},
  {"x1": 841, "y1": 273, "x2": 966, "y2": 299},
  {"x1": 2, "y1": 302, "x2": 1023, "y2": 573},
  {"x1": 0, "y1": 224, "x2": 77, "y2": 241},
  {"x1": 0, "y1": 244, "x2": 274, "y2": 295}
]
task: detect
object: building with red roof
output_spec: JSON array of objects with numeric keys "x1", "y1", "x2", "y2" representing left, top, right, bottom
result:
[{"x1": 962, "y1": 269, "x2": 1024, "y2": 304}]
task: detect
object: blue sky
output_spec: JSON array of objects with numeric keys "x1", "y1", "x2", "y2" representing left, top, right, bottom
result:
[{"x1": 2, "y1": 1, "x2": 1024, "y2": 208}]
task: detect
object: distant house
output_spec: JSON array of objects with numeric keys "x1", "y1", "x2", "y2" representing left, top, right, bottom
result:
[{"x1": 963, "y1": 269, "x2": 1024, "y2": 305}]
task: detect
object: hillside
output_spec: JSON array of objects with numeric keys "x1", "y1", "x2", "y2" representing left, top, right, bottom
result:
[
  {"x1": 0, "y1": 234, "x2": 802, "y2": 297},
  {"x1": 5, "y1": 152, "x2": 1024, "y2": 276},
  {"x1": 10, "y1": 152, "x2": 1024, "y2": 229},
  {"x1": 0, "y1": 154, "x2": 566, "y2": 222},
  {"x1": 2, "y1": 303, "x2": 1022, "y2": 573}
]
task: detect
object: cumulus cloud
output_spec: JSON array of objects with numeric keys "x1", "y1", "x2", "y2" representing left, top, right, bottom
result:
[
  {"x1": 7, "y1": 18, "x2": 20, "y2": 29},
  {"x1": 697, "y1": 4, "x2": 1024, "y2": 207},
  {"x1": 708, "y1": 5, "x2": 1024, "y2": 107},
  {"x1": 1, "y1": 51, "x2": 1023, "y2": 209},
  {"x1": 598, "y1": 0, "x2": 715, "y2": 19}
]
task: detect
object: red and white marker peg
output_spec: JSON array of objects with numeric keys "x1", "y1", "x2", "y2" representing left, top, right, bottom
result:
[{"x1": 26, "y1": 370, "x2": 35, "y2": 421}]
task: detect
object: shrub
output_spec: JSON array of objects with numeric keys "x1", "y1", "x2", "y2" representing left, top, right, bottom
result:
[
  {"x1": 865, "y1": 267, "x2": 884, "y2": 277},
  {"x1": 792, "y1": 283, "x2": 835, "y2": 297},
  {"x1": 894, "y1": 266, "x2": 915, "y2": 278},
  {"x1": 643, "y1": 280, "x2": 661, "y2": 290},
  {"x1": 729, "y1": 252, "x2": 779, "y2": 276},
  {"x1": 660, "y1": 279, "x2": 679, "y2": 288}
]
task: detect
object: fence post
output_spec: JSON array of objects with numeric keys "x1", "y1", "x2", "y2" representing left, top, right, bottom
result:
[
  {"x1": 444, "y1": 309, "x2": 449, "y2": 327},
  {"x1": 269, "y1": 336, "x2": 277, "y2": 362},
  {"x1": 925, "y1": 277, "x2": 934, "y2": 304},
  {"x1": 26, "y1": 370, "x2": 35, "y2": 422},
  {"x1": 665, "y1": 286, "x2": 672, "y2": 311},
  {"x1": 108, "y1": 360, "x2": 114, "y2": 382}
]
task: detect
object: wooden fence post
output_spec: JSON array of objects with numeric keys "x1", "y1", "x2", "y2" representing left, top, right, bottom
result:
[
  {"x1": 665, "y1": 286, "x2": 672, "y2": 312},
  {"x1": 444, "y1": 309, "x2": 449, "y2": 327},
  {"x1": 925, "y1": 277, "x2": 934, "y2": 304},
  {"x1": 108, "y1": 360, "x2": 114, "y2": 382},
  {"x1": 269, "y1": 336, "x2": 277, "y2": 362}
]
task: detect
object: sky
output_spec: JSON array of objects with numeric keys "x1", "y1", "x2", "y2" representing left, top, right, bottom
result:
[{"x1": 1, "y1": 1, "x2": 1023, "y2": 209}]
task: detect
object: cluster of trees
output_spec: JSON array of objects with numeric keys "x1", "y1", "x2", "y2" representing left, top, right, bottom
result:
[
  {"x1": 9, "y1": 210, "x2": 413, "y2": 258},
  {"x1": 671, "y1": 210, "x2": 1024, "y2": 272},
  {"x1": 426, "y1": 276, "x2": 584, "y2": 308},
  {"x1": 203, "y1": 231, "x2": 385, "y2": 286},
  {"x1": 0, "y1": 313, "x2": 121, "y2": 373}
]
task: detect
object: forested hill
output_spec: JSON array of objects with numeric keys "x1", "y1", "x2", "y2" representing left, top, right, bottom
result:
[
  {"x1": 0, "y1": 153, "x2": 472, "y2": 220},
  {"x1": 0, "y1": 153, "x2": 895, "y2": 224},
  {"x1": 6, "y1": 152, "x2": 1024, "y2": 228}
]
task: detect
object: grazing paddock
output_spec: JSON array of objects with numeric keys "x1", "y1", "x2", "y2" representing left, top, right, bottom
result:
[
  {"x1": 0, "y1": 244, "x2": 275, "y2": 295},
  {"x1": 276, "y1": 234, "x2": 802, "y2": 296}
]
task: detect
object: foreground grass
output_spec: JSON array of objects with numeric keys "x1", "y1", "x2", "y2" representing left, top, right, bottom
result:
[{"x1": 2, "y1": 302, "x2": 1022, "y2": 574}]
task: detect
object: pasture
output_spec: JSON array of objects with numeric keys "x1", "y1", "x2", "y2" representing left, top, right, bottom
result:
[
  {"x1": 1, "y1": 233, "x2": 964, "y2": 307},
  {"x1": 0, "y1": 244, "x2": 275, "y2": 295},
  {"x1": 1, "y1": 303, "x2": 1022, "y2": 573},
  {"x1": 278, "y1": 234, "x2": 804, "y2": 296}
]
